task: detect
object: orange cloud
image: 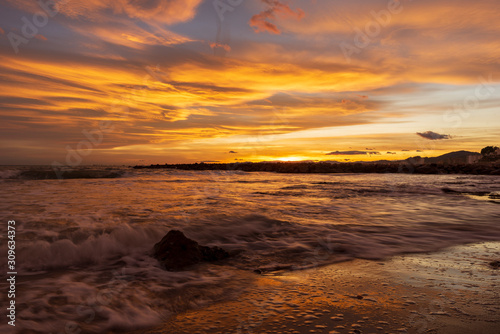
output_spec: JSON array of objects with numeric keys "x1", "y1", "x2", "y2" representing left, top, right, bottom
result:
[
  {"x1": 210, "y1": 42, "x2": 231, "y2": 52},
  {"x1": 6, "y1": 0, "x2": 203, "y2": 24},
  {"x1": 250, "y1": 0, "x2": 305, "y2": 34}
]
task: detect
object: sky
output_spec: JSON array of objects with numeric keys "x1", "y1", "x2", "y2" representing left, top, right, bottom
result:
[{"x1": 0, "y1": 0, "x2": 499, "y2": 165}]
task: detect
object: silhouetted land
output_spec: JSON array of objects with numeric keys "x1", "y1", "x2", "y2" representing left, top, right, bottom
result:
[{"x1": 134, "y1": 161, "x2": 500, "y2": 175}]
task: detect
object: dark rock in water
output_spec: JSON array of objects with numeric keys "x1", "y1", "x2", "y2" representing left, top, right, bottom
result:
[
  {"x1": 489, "y1": 260, "x2": 500, "y2": 269},
  {"x1": 152, "y1": 230, "x2": 229, "y2": 270}
]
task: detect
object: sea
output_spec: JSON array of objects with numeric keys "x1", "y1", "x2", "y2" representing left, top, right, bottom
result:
[{"x1": 0, "y1": 165, "x2": 499, "y2": 333}]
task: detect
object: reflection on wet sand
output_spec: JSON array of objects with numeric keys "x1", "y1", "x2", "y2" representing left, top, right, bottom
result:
[{"x1": 144, "y1": 242, "x2": 499, "y2": 334}]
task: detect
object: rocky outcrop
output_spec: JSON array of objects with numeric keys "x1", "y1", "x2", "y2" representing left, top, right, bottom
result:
[
  {"x1": 134, "y1": 161, "x2": 500, "y2": 175},
  {"x1": 152, "y1": 230, "x2": 229, "y2": 271}
]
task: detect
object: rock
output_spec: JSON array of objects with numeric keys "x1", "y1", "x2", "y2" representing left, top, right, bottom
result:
[{"x1": 152, "y1": 230, "x2": 229, "y2": 270}]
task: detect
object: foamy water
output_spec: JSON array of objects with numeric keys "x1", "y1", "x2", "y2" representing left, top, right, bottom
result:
[{"x1": 0, "y1": 166, "x2": 499, "y2": 333}]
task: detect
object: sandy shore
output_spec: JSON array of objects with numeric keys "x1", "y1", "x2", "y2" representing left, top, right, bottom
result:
[{"x1": 138, "y1": 242, "x2": 500, "y2": 334}]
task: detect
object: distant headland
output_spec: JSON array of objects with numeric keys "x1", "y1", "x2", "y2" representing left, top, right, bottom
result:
[{"x1": 134, "y1": 148, "x2": 500, "y2": 175}]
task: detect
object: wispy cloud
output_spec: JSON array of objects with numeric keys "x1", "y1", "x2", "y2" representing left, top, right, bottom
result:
[
  {"x1": 5, "y1": 0, "x2": 203, "y2": 24},
  {"x1": 249, "y1": 0, "x2": 305, "y2": 34}
]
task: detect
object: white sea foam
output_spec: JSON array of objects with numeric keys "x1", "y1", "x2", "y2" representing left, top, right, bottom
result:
[{"x1": 0, "y1": 168, "x2": 21, "y2": 179}]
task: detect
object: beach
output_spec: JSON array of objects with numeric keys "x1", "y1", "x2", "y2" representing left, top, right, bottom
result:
[{"x1": 139, "y1": 242, "x2": 500, "y2": 334}]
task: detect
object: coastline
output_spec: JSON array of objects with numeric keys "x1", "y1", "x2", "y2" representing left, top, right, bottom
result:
[
  {"x1": 133, "y1": 162, "x2": 500, "y2": 176},
  {"x1": 136, "y1": 242, "x2": 500, "y2": 334}
]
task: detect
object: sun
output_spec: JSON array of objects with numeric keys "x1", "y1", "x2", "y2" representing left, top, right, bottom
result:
[{"x1": 275, "y1": 156, "x2": 309, "y2": 162}]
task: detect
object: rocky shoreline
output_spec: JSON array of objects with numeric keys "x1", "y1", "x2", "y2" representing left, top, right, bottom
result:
[{"x1": 134, "y1": 161, "x2": 500, "y2": 175}]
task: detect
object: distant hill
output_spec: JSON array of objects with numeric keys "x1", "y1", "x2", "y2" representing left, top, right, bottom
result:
[{"x1": 407, "y1": 150, "x2": 481, "y2": 164}]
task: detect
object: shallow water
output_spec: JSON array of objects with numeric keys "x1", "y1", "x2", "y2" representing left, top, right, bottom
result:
[{"x1": 0, "y1": 166, "x2": 499, "y2": 332}]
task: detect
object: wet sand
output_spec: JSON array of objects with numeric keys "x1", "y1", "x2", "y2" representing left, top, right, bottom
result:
[{"x1": 137, "y1": 242, "x2": 499, "y2": 334}]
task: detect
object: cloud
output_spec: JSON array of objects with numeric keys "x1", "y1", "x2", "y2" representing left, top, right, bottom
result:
[
  {"x1": 386, "y1": 151, "x2": 397, "y2": 154},
  {"x1": 210, "y1": 42, "x2": 231, "y2": 52},
  {"x1": 1, "y1": 0, "x2": 498, "y2": 165},
  {"x1": 4, "y1": 0, "x2": 202, "y2": 50},
  {"x1": 249, "y1": 0, "x2": 305, "y2": 34},
  {"x1": 326, "y1": 150, "x2": 380, "y2": 156},
  {"x1": 47, "y1": 0, "x2": 202, "y2": 24},
  {"x1": 228, "y1": 151, "x2": 238, "y2": 154},
  {"x1": 416, "y1": 131, "x2": 451, "y2": 140},
  {"x1": 263, "y1": 0, "x2": 500, "y2": 84}
]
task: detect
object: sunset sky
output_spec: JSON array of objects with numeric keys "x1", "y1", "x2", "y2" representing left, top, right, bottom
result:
[{"x1": 0, "y1": 0, "x2": 499, "y2": 165}]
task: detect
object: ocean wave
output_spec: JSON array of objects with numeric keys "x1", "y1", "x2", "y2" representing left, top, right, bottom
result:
[
  {"x1": 1, "y1": 222, "x2": 253, "y2": 333},
  {"x1": 0, "y1": 166, "x2": 127, "y2": 180},
  {"x1": 11, "y1": 224, "x2": 164, "y2": 271},
  {"x1": 7, "y1": 208, "x2": 500, "y2": 274},
  {"x1": 0, "y1": 169, "x2": 21, "y2": 179},
  {"x1": 20, "y1": 169, "x2": 124, "y2": 180},
  {"x1": 178, "y1": 214, "x2": 500, "y2": 272}
]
